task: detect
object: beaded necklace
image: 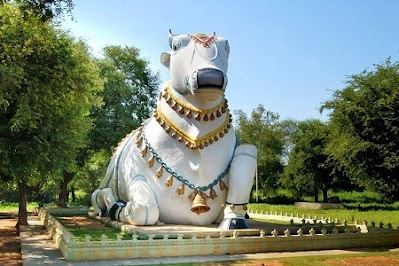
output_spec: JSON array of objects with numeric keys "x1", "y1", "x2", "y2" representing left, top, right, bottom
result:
[
  {"x1": 157, "y1": 84, "x2": 232, "y2": 150},
  {"x1": 161, "y1": 85, "x2": 228, "y2": 122}
]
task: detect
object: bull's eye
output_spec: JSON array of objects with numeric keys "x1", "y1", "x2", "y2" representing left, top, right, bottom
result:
[
  {"x1": 172, "y1": 39, "x2": 182, "y2": 52},
  {"x1": 225, "y1": 40, "x2": 230, "y2": 55}
]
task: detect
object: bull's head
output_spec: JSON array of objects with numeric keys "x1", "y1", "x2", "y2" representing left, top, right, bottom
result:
[{"x1": 161, "y1": 30, "x2": 230, "y2": 100}]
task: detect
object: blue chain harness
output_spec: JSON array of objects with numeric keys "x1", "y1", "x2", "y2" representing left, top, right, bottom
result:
[{"x1": 141, "y1": 130, "x2": 236, "y2": 192}]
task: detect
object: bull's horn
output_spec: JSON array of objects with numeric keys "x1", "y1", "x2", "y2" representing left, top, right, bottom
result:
[{"x1": 168, "y1": 29, "x2": 174, "y2": 48}]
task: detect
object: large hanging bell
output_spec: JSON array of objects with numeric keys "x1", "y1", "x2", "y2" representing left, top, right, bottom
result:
[{"x1": 190, "y1": 193, "x2": 210, "y2": 215}]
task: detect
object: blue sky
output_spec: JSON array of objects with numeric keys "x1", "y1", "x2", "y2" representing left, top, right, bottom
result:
[{"x1": 62, "y1": 0, "x2": 399, "y2": 121}]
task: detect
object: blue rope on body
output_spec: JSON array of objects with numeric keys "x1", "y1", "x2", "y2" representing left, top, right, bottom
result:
[{"x1": 141, "y1": 131, "x2": 236, "y2": 192}]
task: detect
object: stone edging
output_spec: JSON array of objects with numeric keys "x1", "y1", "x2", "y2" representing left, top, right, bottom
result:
[{"x1": 38, "y1": 208, "x2": 399, "y2": 261}]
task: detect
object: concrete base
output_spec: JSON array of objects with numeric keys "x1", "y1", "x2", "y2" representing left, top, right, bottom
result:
[{"x1": 294, "y1": 202, "x2": 344, "y2": 210}]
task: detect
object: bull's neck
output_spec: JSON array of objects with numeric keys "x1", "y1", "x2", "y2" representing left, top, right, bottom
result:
[{"x1": 154, "y1": 85, "x2": 232, "y2": 150}]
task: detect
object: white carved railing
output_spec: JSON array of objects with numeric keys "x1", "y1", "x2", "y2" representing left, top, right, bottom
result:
[{"x1": 38, "y1": 208, "x2": 399, "y2": 261}]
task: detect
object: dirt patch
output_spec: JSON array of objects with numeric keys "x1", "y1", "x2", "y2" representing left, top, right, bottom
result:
[
  {"x1": 324, "y1": 256, "x2": 399, "y2": 266},
  {"x1": 57, "y1": 216, "x2": 109, "y2": 229},
  {"x1": 0, "y1": 218, "x2": 22, "y2": 266}
]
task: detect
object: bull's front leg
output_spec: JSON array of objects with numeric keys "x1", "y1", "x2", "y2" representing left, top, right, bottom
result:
[
  {"x1": 218, "y1": 144, "x2": 257, "y2": 230},
  {"x1": 91, "y1": 176, "x2": 160, "y2": 225}
]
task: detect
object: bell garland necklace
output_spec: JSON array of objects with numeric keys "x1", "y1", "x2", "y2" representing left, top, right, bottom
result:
[{"x1": 134, "y1": 125, "x2": 232, "y2": 213}]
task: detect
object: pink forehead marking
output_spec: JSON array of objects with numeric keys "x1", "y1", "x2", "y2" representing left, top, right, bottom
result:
[{"x1": 189, "y1": 34, "x2": 217, "y2": 48}]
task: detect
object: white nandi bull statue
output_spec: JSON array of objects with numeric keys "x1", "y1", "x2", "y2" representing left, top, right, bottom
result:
[{"x1": 91, "y1": 31, "x2": 257, "y2": 229}]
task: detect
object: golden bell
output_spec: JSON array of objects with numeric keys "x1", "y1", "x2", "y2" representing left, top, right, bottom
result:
[
  {"x1": 156, "y1": 166, "x2": 163, "y2": 178},
  {"x1": 191, "y1": 193, "x2": 210, "y2": 215},
  {"x1": 147, "y1": 155, "x2": 154, "y2": 167},
  {"x1": 219, "y1": 180, "x2": 227, "y2": 191},
  {"x1": 165, "y1": 176, "x2": 173, "y2": 187},
  {"x1": 177, "y1": 184, "x2": 185, "y2": 195},
  {"x1": 209, "y1": 188, "x2": 217, "y2": 199}
]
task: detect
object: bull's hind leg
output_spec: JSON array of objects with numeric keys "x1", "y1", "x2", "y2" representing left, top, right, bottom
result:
[
  {"x1": 219, "y1": 144, "x2": 257, "y2": 230},
  {"x1": 111, "y1": 175, "x2": 160, "y2": 225}
]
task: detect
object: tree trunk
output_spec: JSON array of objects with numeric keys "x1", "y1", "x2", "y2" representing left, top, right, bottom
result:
[
  {"x1": 71, "y1": 186, "x2": 76, "y2": 202},
  {"x1": 18, "y1": 180, "x2": 28, "y2": 226},
  {"x1": 314, "y1": 193, "x2": 319, "y2": 203},
  {"x1": 58, "y1": 171, "x2": 74, "y2": 208},
  {"x1": 314, "y1": 186, "x2": 319, "y2": 203},
  {"x1": 322, "y1": 188, "x2": 328, "y2": 203}
]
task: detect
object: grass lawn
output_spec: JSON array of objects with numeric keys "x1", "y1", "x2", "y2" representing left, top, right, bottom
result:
[
  {"x1": 174, "y1": 250, "x2": 399, "y2": 266},
  {"x1": 0, "y1": 201, "x2": 40, "y2": 213},
  {"x1": 55, "y1": 215, "x2": 131, "y2": 241},
  {"x1": 249, "y1": 203, "x2": 399, "y2": 228}
]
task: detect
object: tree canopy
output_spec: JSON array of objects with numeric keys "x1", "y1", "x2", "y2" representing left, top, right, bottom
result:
[
  {"x1": 70, "y1": 45, "x2": 160, "y2": 203},
  {"x1": 1, "y1": 0, "x2": 74, "y2": 22},
  {"x1": 235, "y1": 105, "x2": 286, "y2": 194},
  {"x1": 0, "y1": 3, "x2": 102, "y2": 223},
  {"x1": 89, "y1": 45, "x2": 159, "y2": 152},
  {"x1": 322, "y1": 58, "x2": 399, "y2": 200},
  {"x1": 282, "y1": 120, "x2": 352, "y2": 202}
]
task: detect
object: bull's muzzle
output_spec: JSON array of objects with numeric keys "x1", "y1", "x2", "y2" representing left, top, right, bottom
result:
[{"x1": 196, "y1": 68, "x2": 225, "y2": 89}]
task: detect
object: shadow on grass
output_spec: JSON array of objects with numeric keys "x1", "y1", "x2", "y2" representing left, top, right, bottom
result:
[{"x1": 343, "y1": 203, "x2": 399, "y2": 211}]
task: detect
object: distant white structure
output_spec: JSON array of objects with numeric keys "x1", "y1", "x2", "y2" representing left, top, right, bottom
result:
[{"x1": 91, "y1": 31, "x2": 257, "y2": 229}]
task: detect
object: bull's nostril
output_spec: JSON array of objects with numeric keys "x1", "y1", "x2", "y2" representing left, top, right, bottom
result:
[{"x1": 197, "y1": 69, "x2": 224, "y2": 89}]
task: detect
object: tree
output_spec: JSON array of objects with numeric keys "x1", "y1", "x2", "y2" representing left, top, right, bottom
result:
[
  {"x1": 89, "y1": 45, "x2": 159, "y2": 152},
  {"x1": 70, "y1": 45, "x2": 160, "y2": 203},
  {"x1": 235, "y1": 105, "x2": 286, "y2": 195},
  {"x1": 282, "y1": 120, "x2": 351, "y2": 202},
  {"x1": 0, "y1": 3, "x2": 102, "y2": 223},
  {"x1": 322, "y1": 58, "x2": 399, "y2": 200},
  {"x1": 1, "y1": 0, "x2": 74, "y2": 22}
]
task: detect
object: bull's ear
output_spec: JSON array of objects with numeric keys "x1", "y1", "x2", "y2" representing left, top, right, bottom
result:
[{"x1": 161, "y1": 52, "x2": 171, "y2": 68}]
